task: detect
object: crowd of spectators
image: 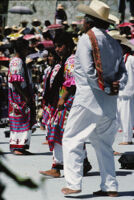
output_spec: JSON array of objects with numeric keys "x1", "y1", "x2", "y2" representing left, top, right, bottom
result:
[{"x1": 0, "y1": 3, "x2": 134, "y2": 137}]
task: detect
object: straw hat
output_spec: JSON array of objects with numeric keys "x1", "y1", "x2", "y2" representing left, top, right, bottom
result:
[
  {"x1": 4, "y1": 26, "x2": 12, "y2": 30},
  {"x1": 108, "y1": 30, "x2": 134, "y2": 50},
  {"x1": 7, "y1": 33, "x2": 23, "y2": 40},
  {"x1": 108, "y1": 30, "x2": 126, "y2": 41},
  {"x1": 11, "y1": 25, "x2": 21, "y2": 31},
  {"x1": 71, "y1": 21, "x2": 78, "y2": 25},
  {"x1": 121, "y1": 40, "x2": 134, "y2": 51},
  {"x1": 109, "y1": 14, "x2": 120, "y2": 25},
  {"x1": 26, "y1": 57, "x2": 33, "y2": 64},
  {"x1": 62, "y1": 21, "x2": 68, "y2": 25},
  {"x1": 37, "y1": 57, "x2": 44, "y2": 63},
  {"x1": 77, "y1": 0, "x2": 115, "y2": 24},
  {"x1": 32, "y1": 19, "x2": 41, "y2": 26},
  {"x1": 0, "y1": 66, "x2": 8, "y2": 72},
  {"x1": 129, "y1": 16, "x2": 134, "y2": 23}
]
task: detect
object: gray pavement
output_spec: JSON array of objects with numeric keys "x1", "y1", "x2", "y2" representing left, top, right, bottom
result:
[{"x1": 0, "y1": 127, "x2": 134, "y2": 200}]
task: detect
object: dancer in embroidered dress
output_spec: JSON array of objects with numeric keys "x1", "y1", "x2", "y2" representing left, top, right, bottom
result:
[
  {"x1": 42, "y1": 49, "x2": 61, "y2": 144},
  {"x1": 40, "y1": 32, "x2": 92, "y2": 178},
  {"x1": 8, "y1": 38, "x2": 36, "y2": 155}
]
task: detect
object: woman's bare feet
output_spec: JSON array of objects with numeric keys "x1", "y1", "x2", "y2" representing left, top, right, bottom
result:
[
  {"x1": 42, "y1": 140, "x2": 48, "y2": 145},
  {"x1": 12, "y1": 150, "x2": 34, "y2": 155}
]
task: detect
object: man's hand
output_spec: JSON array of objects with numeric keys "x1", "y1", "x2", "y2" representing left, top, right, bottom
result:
[
  {"x1": 110, "y1": 81, "x2": 119, "y2": 95},
  {"x1": 112, "y1": 81, "x2": 119, "y2": 93}
]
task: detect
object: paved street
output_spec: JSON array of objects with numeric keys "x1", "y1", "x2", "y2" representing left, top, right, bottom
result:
[{"x1": 0, "y1": 127, "x2": 134, "y2": 200}]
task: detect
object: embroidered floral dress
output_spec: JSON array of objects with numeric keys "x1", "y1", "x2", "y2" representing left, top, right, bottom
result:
[
  {"x1": 42, "y1": 64, "x2": 62, "y2": 128},
  {"x1": 8, "y1": 57, "x2": 33, "y2": 151},
  {"x1": 47, "y1": 54, "x2": 75, "y2": 151}
]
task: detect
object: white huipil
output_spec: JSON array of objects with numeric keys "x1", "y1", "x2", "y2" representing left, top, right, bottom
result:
[
  {"x1": 62, "y1": 27, "x2": 128, "y2": 192},
  {"x1": 117, "y1": 54, "x2": 134, "y2": 143}
]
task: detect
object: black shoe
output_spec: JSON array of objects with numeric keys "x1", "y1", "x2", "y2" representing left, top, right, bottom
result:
[
  {"x1": 93, "y1": 190, "x2": 118, "y2": 197},
  {"x1": 4, "y1": 130, "x2": 10, "y2": 138},
  {"x1": 83, "y1": 157, "x2": 92, "y2": 176}
]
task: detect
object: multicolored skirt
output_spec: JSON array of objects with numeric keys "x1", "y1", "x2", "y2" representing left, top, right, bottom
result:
[
  {"x1": 8, "y1": 89, "x2": 32, "y2": 151},
  {"x1": 47, "y1": 96, "x2": 74, "y2": 151},
  {"x1": 42, "y1": 105, "x2": 56, "y2": 129}
]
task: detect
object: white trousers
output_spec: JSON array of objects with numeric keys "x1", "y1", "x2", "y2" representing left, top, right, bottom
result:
[
  {"x1": 63, "y1": 105, "x2": 118, "y2": 191},
  {"x1": 53, "y1": 143, "x2": 87, "y2": 166},
  {"x1": 53, "y1": 143, "x2": 63, "y2": 165},
  {"x1": 117, "y1": 97, "x2": 134, "y2": 142}
]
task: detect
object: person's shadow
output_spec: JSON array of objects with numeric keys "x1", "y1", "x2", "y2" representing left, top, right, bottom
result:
[
  {"x1": 64, "y1": 191, "x2": 134, "y2": 199},
  {"x1": 85, "y1": 170, "x2": 133, "y2": 176}
]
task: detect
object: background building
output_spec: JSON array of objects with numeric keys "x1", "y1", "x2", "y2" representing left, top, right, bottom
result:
[
  {"x1": 1, "y1": 0, "x2": 131, "y2": 28},
  {"x1": 7, "y1": 0, "x2": 120, "y2": 27}
]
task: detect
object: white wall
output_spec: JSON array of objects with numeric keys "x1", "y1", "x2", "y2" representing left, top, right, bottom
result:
[{"x1": 7, "y1": 0, "x2": 130, "y2": 27}]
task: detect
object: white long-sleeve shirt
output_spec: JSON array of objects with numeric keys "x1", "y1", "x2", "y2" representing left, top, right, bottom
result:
[
  {"x1": 119, "y1": 55, "x2": 134, "y2": 97},
  {"x1": 72, "y1": 27, "x2": 128, "y2": 119}
]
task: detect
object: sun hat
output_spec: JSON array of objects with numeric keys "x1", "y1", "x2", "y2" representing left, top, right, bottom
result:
[
  {"x1": 108, "y1": 30, "x2": 134, "y2": 50},
  {"x1": 11, "y1": 25, "x2": 21, "y2": 31},
  {"x1": 108, "y1": 30, "x2": 127, "y2": 41},
  {"x1": 7, "y1": 33, "x2": 23, "y2": 40},
  {"x1": 77, "y1": 0, "x2": 115, "y2": 24},
  {"x1": 32, "y1": 19, "x2": 41, "y2": 26},
  {"x1": 120, "y1": 40, "x2": 134, "y2": 51},
  {"x1": 129, "y1": 16, "x2": 134, "y2": 23},
  {"x1": 32, "y1": 19, "x2": 41, "y2": 23},
  {"x1": 109, "y1": 14, "x2": 120, "y2": 25},
  {"x1": 4, "y1": 26, "x2": 12, "y2": 30},
  {"x1": 47, "y1": 24, "x2": 63, "y2": 30}
]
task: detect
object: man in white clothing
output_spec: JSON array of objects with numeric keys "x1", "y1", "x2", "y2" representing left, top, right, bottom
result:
[
  {"x1": 61, "y1": 0, "x2": 128, "y2": 197},
  {"x1": 117, "y1": 40, "x2": 134, "y2": 145}
]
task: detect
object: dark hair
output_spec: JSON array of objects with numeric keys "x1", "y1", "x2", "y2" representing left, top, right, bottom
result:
[
  {"x1": 121, "y1": 44, "x2": 132, "y2": 54},
  {"x1": 119, "y1": 26, "x2": 131, "y2": 36},
  {"x1": 44, "y1": 49, "x2": 63, "y2": 106},
  {"x1": 32, "y1": 21, "x2": 41, "y2": 27},
  {"x1": 21, "y1": 22, "x2": 28, "y2": 27},
  {"x1": 54, "y1": 32, "x2": 75, "y2": 53},
  {"x1": 44, "y1": 20, "x2": 51, "y2": 27},
  {"x1": 36, "y1": 43, "x2": 45, "y2": 51},
  {"x1": 55, "y1": 9, "x2": 67, "y2": 21},
  {"x1": 12, "y1": 38, "x2": 29, "y2": 58},
  {"x1": 0, "y1": 34, "x2": 3, "y2": 41},
  {"x1": 84, "y1": 14, "x2": 110, "y2": 30},
  {"x1": 47, "y1": 49, "x2": 60, "y2": 65},
  {"x1": 42, "y1": 31, "x2": 53, "y2": 40},
  {"x1": 4, "y1": 28, "x2": 12, "y2": 36}
]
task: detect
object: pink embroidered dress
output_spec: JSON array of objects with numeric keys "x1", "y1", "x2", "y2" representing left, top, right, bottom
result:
[
  {"x1": 8, "y1": 57, "x2": 33, "y2": 151},
  {"x1": 47, "y1": 54, "x2": 75, "y2": 151}
]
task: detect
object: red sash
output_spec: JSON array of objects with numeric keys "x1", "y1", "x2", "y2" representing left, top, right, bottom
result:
[
  {"x1": 124, "y1": 53, "x2": 129, "y2": 63},
  {"x1": 87, "y1": 30, "x2": 104, "y2": 91}
]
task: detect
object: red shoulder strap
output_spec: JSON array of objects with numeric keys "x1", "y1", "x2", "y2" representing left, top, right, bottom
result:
[
  {"x1": 87, "y1": 30, "x2": 104, "y2": 91},
  {"x1": 124, "y1": 53, "x2": 129, "y2": 63}
]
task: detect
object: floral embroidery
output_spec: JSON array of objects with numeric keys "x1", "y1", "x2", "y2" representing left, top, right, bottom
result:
[{"x1": 63, "y1": 54, "x2": 75, "y2": 87}]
